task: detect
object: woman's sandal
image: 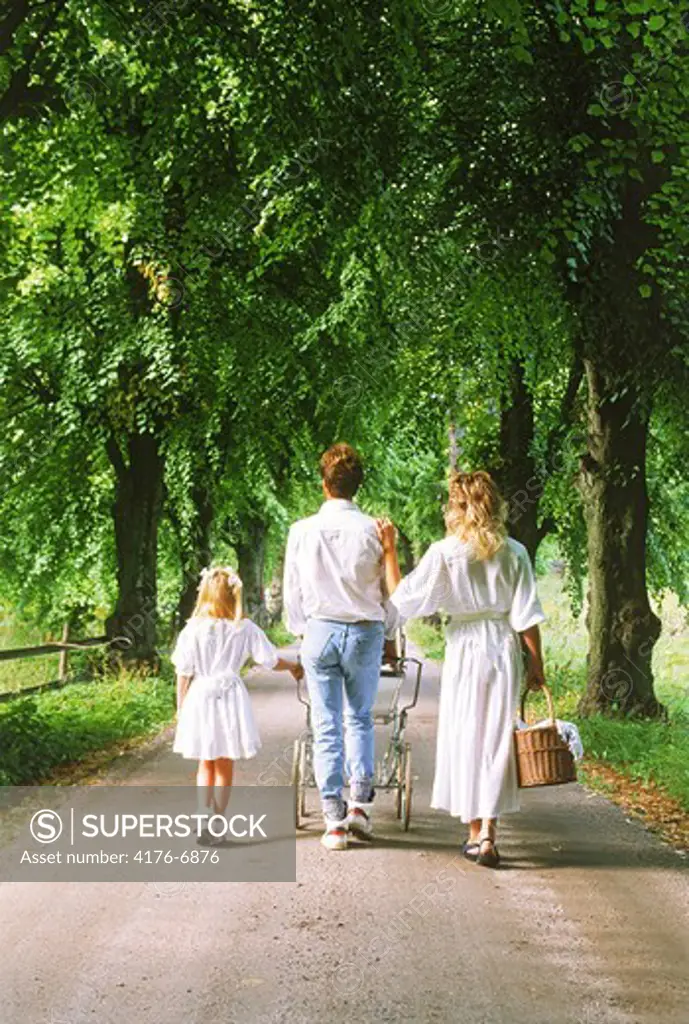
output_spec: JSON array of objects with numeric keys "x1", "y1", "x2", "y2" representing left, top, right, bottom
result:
[
  {"x1": 477, "y1": 836, "x2": 501, "y2": 869},
  {"x1": 462, "y1": 840, "x2": 481, "y2": 861}
]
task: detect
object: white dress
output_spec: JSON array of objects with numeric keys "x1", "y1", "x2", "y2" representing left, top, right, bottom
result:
[
  {"x1": 171, "y1": 617, "x2": 279, "y2": 761},
  {"x1": 390, "y1": 537, "x2": 545, "y2": 823}
]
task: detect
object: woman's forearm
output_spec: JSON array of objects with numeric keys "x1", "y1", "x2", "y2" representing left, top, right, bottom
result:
[
  {"x1": 520, "y1": 625, "x2": 545, "y2": 687},
  {"x1": 376, "y1": 518, "x2": 402, "y2": 596},
  {"x1": 383, "y1": 549, "x2": 402, "y2": 596}
]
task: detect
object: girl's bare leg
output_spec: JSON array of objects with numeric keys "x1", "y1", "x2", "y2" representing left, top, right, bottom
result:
[
  {"x1": 213, "y1": 758, "x2": 234, "y2": 814},
  {"x1": 469, "y1": 819, "x2": 481, "y2": 843},
  {"x1": 197, "y1": 760, "x2": 217, "y2": 815}
]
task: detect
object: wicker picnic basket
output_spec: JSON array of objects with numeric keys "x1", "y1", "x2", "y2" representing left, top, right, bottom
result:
[{"x1": 514, "y1": 684, "x2": 577, "y2": 788}]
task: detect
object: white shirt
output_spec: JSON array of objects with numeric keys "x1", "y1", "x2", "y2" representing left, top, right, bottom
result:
[{"x1": 283, "y1": 499, "x2": 399, "y2": 637}]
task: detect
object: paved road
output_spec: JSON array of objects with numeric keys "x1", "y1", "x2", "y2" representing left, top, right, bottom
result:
[{"x1": 2, "y1": 651, "x2": 688, "y2": 1024}]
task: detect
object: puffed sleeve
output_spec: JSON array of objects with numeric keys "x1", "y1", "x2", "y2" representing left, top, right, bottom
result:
[
  {"x1": 171, "y1": 622, "x2": 197, "y2": 676},
  {"x1": 248, "y1": 621, "x2": 280, "y2": 669},
  {"x1": 509, "y1": 544, "x2": 546, "y2": 633},
  {"x1": 390, "y1": 544, "x2": 451, "y2": 621}
]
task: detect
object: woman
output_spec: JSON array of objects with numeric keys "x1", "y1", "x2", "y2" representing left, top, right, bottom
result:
[{"x1": 377, "y1": 470, "x2": 546, "y2": 867}]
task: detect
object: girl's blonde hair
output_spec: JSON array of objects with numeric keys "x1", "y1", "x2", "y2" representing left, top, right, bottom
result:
[
  {"x1": 444, "y1": 470, "x2": 507, "y2": 560},
  {"x1": 192, "y1": 566, "x2": 243, "y2": 621}
]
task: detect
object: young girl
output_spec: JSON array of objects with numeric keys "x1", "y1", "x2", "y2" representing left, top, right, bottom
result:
[
  {"x1": 172, "y1": 565, "x2": 302, "y2": 843},
  {"x1": 377, "y1": 471, "x2": 546, "y2": 868}
]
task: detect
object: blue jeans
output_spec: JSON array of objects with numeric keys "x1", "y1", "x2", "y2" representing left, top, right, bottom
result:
[{"x1": 300, "y1": 618, "x2": 384, "y2": 821}]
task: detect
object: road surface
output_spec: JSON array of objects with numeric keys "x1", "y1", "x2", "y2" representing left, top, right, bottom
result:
[{"x1": 1, "y1": 651, "x2": 687, "y2": 1024}]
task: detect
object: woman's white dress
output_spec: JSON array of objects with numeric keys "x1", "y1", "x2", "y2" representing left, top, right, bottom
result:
[
  {"x1": 390, "y1": 537, "x2": 545, "y2": 823},
  {"x1": 171, "y1": 617, "x2": 279, "y2": 761}
]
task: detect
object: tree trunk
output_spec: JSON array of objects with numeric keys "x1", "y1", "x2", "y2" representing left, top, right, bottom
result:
[
  {"x1": 265, "y1": 552, "x2": 284, "y2": 627},
  {"x1": 494, "y1": 354, "x2": 583, "y2": 561},
  {"x1": 495, "y1": 357, "x2": 541, "y2": 561},
  {"x1": 174, "y1": 484, "x2": 214, "y2": 632},
  {"x1": 105, "y1": 432, "x2": 164, "y2": 666},
  {"x1": 577, "y1": 360, "x2": 662, "y2": 718},
  {"x1": 236, "y1": 515, "x2": 268, "y2": 626}
]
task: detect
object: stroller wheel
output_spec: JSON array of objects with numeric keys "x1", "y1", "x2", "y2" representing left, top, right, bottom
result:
[
  {"x1": 402, "y1": 743, "x2": 413, "y2": 831},
  {"x1": 291, "y1": 739, "x2": 302, "y2": 829},
  {"x1": 299, "y1": 740, "x2": 308, "y2": 818}
]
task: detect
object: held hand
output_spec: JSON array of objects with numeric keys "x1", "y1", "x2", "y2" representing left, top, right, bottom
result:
[
  {"x1": 376, "y1": 517, "x2": 397, "y2": 554},
  {"x1": 290, "y1": 662, "x2": 304, "y2": 682}
]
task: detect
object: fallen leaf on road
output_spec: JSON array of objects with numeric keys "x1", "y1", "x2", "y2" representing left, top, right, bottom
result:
[{"x1": 581, "y1": 758, "x2": 689, "y2": 853}]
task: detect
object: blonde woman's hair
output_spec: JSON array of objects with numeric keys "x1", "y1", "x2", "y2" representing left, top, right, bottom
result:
[
  {"x1": 444, "y1": 470, "x2": 507, "y2": 560},
  {"x1": 192, "y1": 566, "x2": 243, "y2": 621}
]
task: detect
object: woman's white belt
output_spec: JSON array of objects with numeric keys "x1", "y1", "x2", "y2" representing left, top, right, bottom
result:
[{"x1": 447, "y1": 613, "x2": 510, "y2": 625}]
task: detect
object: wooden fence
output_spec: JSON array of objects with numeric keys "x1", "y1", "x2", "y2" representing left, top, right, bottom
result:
[{"x1": 0, "y1": 635, "x2": 131, "y2": 703}]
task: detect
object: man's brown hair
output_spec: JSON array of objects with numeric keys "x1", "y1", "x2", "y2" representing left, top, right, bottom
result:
[{"x1": 320, "y1": 443, "x2": 364, "y2": 499}]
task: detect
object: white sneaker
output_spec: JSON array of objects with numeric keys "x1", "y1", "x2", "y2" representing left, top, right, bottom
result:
[
  {"x1": 320, "y1": 819, "x2": 348, "y2": 851},
  {"x1": 346, "y1": 804, "x2": 373, "y2": 841}
]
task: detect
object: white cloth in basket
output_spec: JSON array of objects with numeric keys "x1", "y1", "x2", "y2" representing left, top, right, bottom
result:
[
  {"x1": 515, "y1": 717, "x2": 584, "y2": 761},
  {"x1": 171, "y1": 617, "x2": 278, "y2": 761}
]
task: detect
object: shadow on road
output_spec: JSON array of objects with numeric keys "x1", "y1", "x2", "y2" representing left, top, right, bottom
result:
[{"x1": 293, "y1": 805, "x2": 687, "y2": 872}]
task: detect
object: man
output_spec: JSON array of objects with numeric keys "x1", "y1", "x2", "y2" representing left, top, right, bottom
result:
[{"x1": 283, "y1": 443, "x2": 399, "y2": 850}]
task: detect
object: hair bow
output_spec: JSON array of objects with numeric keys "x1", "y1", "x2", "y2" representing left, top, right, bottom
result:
[{"x1": 199, "y1": 565, "x2": 242, "y2": 588}]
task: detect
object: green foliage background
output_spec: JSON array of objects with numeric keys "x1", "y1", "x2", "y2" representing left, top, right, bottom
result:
[{"x1": 0, "y1": 0, "x2": 687, "y2": 783}]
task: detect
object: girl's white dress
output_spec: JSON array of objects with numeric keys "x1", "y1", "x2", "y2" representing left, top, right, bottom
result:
[
  {"x1": 171, "y1": 617, "x2": 279, "y2": 760},
  {"x1": 390, "y1": 536, "x2": 545, "y2": 823}
]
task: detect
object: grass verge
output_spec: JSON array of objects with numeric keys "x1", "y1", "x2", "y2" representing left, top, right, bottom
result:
[
  {"x1": 265, "y1": 622, "x2": 298, "y2": 649},
  {"x1": 0, "y1": 671, "x2": 175, "y2": 785}
]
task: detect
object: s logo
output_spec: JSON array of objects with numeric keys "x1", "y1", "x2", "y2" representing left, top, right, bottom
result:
[{"x1": 30, "y1": 809, "x2": 63, "y2": 844}]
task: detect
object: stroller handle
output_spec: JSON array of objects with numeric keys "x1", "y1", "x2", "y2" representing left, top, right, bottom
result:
[
  {"x1": 397, "y1": 657, "x2": 423, "y2": 714},
  {"x1": 295, "y1": 669, "x2": 310, "y2": 708}
]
